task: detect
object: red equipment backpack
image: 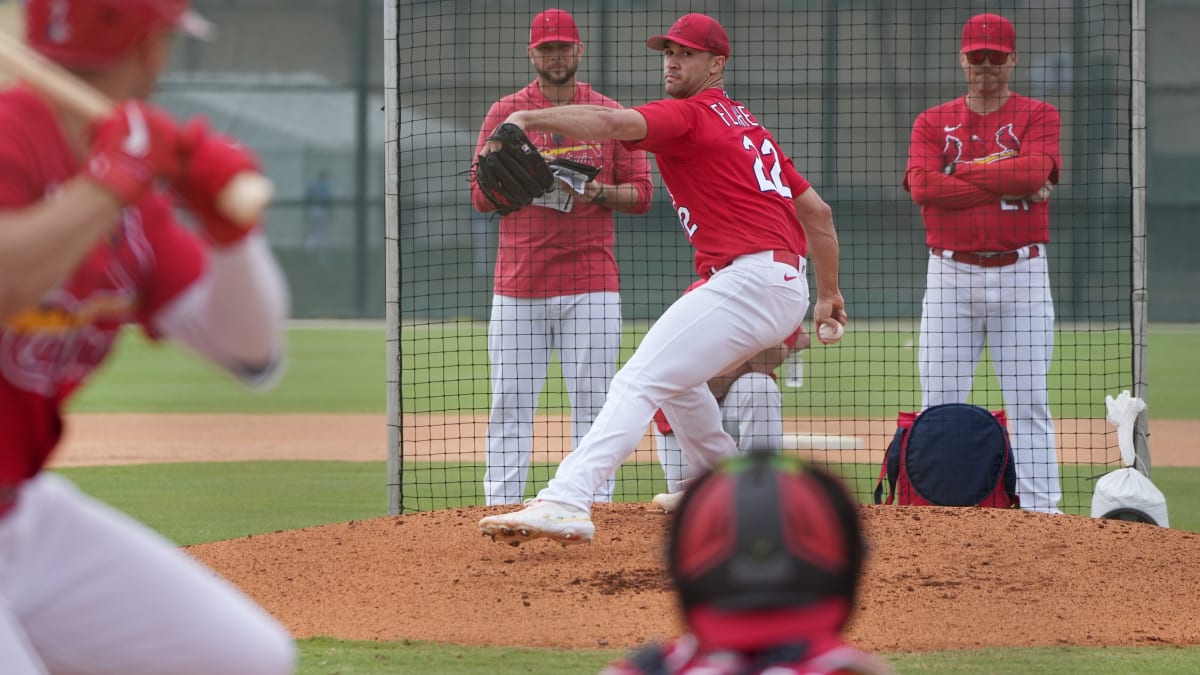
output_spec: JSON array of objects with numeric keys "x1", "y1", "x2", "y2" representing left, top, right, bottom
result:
[{"x1": 873, "y1": 403, "x2": 1019, "y2": 508}]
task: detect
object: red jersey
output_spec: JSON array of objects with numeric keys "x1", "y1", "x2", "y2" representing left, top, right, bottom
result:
[
  {"x1": 623, "y1": 88, "x2": 811, "y2": 278},
  {"x1": 905, "y1": 93, "x2": 1061, "y2": 251},
  {"x1": 0, "y1": 86, "x2": 206, "y2": 496},
  {"x1": 470, "y1": 81, "x2": 653, "y2": 298}
]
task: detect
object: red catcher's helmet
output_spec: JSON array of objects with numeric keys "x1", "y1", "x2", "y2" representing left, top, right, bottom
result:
[
  {"x1": 668, "y1": 452, "x2": 866, "y2": 645},
  {"x1": 25, "y1": 0, "x2": 213, "y2": 68}
]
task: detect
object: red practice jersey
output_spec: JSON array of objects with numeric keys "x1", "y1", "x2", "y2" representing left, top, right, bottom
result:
[
  {"x1": 624, "y1": 88, "x2": 811, "y2": 278},
  {"x1": 905, "y1": 93, "x2": 1061, "y2": 251},
  {"x1": 470, "y1": 81, "x2": 654, "y2": 298},
  {"x1": 0, "y1": 86, "x2": 206, "y2": 496}
]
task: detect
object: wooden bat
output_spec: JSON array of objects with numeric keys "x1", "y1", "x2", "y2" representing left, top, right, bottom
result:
[{"x1": 0, "y1": 30, "x2": 272, "y2": 227}]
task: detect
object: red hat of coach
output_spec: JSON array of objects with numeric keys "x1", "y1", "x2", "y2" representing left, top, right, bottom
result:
[
  {"x1": 26, "y1": 0, "x2": 214, "y2": 67},
  {"x1": 961, "y1": 13, "x2": 1016, "y2": 54},
  {"x1": 647, "y1": 13, "x2": 730, "y2": 58},
  {"x1": 529, "y1": 8, "x2": 581, "y2": 48}
]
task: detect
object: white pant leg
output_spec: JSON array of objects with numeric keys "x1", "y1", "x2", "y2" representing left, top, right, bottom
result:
[
  {"x1": 721, "y1": 372, "x2": 784, "y2": 453},
  {"x1": 484, "y1": 295, "x2": 553, "y2": 505},
  {"x1": 0, "y1": 474, "x2": 295, "y2": 675},
  {"x1": 652, "y1": 429, "x2": 690, "y2": 494},
  {"x1": 556, "y1": 292, "x2": 622, "y2": 502},
  {"x1": 660, "y1": 384, "x2": 737, "y2": 477},
  {"x1": 919, "y1": 256, "x2": 987, "y2": 408},
  {"x1": 538, "y1": 251, "x2": 809, "y2": 511},
  {"x1": 987, "y1": 254, "x2": 1061, "y2": 512}
]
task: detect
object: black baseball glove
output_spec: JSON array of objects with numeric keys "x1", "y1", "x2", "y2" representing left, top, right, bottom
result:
[{"x1": 474, "y1": 123, "x2": 556, "y2": 215}]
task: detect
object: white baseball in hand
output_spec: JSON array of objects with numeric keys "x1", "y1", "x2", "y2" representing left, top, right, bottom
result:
[{"x1": 818, "y1": 321, "x2": 845, "y2": 344}]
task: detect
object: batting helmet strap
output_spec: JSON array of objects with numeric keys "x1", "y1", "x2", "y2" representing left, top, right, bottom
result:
[{"x1": 26, "y1": 0, "x2": 213, "y2": 68}]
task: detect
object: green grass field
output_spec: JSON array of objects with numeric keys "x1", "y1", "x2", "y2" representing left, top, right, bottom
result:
[{"x1": 55, "y1": 323, "x2": 1200, "y2": 674}]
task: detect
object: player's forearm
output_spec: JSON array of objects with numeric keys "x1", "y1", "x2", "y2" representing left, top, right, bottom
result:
[
  {"x1": 507, "y1": 105, "x2": 647, "y2": 142},
  {"x1": 794, "y1": 188, "x2": 841, "y2": 298},
  {"x1": 905, "y1": 167, "x2": 998, "y2": 209},
  {"x1": 953, "y1": 154, "x2": 1054, "y2": 197},
  {"x1": 0, "y1": 179, "x2": 122, "y2": 320},
  {"x1": 583, "y1": 181, "x2": 650, "y2": 214}
]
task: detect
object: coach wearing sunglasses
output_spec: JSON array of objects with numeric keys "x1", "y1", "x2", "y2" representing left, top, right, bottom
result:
[{"x1": 902, "y1": 13, "x2": 1064, "y2": 515}]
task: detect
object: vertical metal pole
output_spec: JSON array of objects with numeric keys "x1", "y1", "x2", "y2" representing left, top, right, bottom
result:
[
  {"x1": 353, "y1": 0, "x2": 371, "y2": 316},
  {"x1": 384, "y1": 0, "x2": 403, "y2": 514},
  {"x1": 821, "y1": 0, "x2": 839, "y2": 183},
  {"x1": 1130, "y1": 0, "x2": 1151, "y2": 477}
]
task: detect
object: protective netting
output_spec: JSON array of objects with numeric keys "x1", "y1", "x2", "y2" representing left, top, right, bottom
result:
[{"x1": 386, "y1": 1, "x2": 1139, "y2": 515}]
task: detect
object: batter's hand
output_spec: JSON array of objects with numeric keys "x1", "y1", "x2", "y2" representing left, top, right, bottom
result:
[
  {"x1": 86, "y1": 101, "x2": 185, "y2": 204},
  {"x1": 173, "y1": 120, "x2": 262, "y2": 247}
]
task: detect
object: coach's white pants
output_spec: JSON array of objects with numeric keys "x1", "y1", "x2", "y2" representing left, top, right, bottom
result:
[
  {"x1": 656, "y1": 371, "x2": 784, "y2": 493},
  {"x1": 919, "y1": 249, "x2": 1061, "y2": 512},
  {"x1": 0, "y1": 474, "x2": 295, "y2": 675},
  {"x1": 484, "y1": 292, "x2": 621, "y2": 505},
  {"x1": 539, "y1": 251, "x2": 809, "y2": 512}
]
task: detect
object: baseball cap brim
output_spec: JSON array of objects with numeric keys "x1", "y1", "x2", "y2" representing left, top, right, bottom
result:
[
  {"x1": 961, "y1": 41, "x2": 1013, "y2": 54},
  {"x1": 646, "y1": 34, "x2": 725, "y2": 56}
]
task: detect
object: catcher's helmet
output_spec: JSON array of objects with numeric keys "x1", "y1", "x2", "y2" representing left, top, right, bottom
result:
[
  {"x1": 668, "y1": 452, "x2": 865, "y2": 618},
  {"x1": 26, "y1": 0, "x2": 213, "y2": 68}
]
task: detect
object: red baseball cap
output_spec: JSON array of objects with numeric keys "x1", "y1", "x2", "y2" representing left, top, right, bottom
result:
[
  {"x1": 961, "y1": 13, "x2": 1016, "y2": 54},
  {"x1": 26, "y1": 0, "x2": 214, "y2": 67},
  {"x1": 529, "y1": 9, "x2": 581, "y2": 48},
  {"x1": 646, "y1": 13, "x2": 730, "y2": 58}
]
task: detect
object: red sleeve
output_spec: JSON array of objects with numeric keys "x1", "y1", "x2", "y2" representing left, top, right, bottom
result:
[
  {"x1": 952, "y1": 153, "x2": 1055, "y2": 197},
  {"x1": 905, "y1": 166, "x2": 999, "y2": 209},
  {"x1": 621, "y1": 99, "x2": 695, "y2": 154},
  {"x1": 469, "y1": 100, "x2": 510, "y2": 213},
  {"x1": 135, "y1": 194, "x2": 207, "y2": 337},
  {"x1": 611, "y1": 140, "x2": 655, "y2": 214},
  {"x1": 781, "y1": 156, "x2": 812, "y2": 198}
]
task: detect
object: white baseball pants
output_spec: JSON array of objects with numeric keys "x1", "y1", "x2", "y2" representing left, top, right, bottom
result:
[
  {"x1": 538, "y1": 251, "x2": 809, "y2": 512},
  {"x1": 483, "y1": 292, "x2": 621, "y2": 505},
  {"x1": 656, "y1": 371, "x2": 785, "y2": 493},
  {"x1": 0, "y1": 473, "x2": 295, "y2": 675},
  {"x1": 919, "y1": 249, "x2": 1062, "y2": 513}
]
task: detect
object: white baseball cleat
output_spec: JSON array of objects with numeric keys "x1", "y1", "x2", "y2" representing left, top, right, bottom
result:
[
  {"x1": 651, "y1": 491, "x2": 684, "y2": 513},
  {"x1": 479, "y1": 499, "x2": 594, "y2": 545}
]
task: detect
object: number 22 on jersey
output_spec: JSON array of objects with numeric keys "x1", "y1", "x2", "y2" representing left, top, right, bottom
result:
[{"x1": 675, "y1": 134, "x2": 794, "y2": 240}]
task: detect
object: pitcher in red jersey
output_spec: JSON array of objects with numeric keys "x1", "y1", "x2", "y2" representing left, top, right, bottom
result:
[
  {"x1": 0, "y1": 1, "x2": 295, "y2": 672},
  {"x1": 469, "y1": 8, "x2": 654, "y2": 506},
  {"x1": 479, "y1": 13, "x2": 847, "y2": 546},
  {"x1": 903, "y1": 13, "x2": 1063, "y2": 514}
]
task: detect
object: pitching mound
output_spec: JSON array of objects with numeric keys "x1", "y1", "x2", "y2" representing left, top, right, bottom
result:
[{"x1": 188, "y1": 504, "x2": 1200, "y2": 652}]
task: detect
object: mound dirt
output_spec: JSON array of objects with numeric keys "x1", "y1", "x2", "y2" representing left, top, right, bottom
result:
[{"x1": 188, "y1": 503, "x2": 1200, "y2": 652}]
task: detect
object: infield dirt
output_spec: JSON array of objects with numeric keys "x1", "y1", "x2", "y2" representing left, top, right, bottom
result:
[{"x1": 54, "y1": 413, "x2": 1200, "y2": 652}]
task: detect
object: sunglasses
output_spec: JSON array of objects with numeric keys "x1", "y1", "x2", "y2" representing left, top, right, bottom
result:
[{"x1": 965, "y1": 50, "x2": 1010, "y2": 66}]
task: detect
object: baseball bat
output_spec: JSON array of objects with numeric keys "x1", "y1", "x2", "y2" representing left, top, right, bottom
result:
[{"x1": 0, "y1": 30, "x2": 272, "y2": 227}]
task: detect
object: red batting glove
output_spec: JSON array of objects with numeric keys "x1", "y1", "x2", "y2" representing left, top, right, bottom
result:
[
  {"x1": 86, "y1": 101, "x2": 184, "y2": 204},
  {"x1": 174, "y1": 120, "x2": 262, "y2": 247}
]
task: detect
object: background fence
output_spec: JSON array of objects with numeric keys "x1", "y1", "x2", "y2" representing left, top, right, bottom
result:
[{"x1": 384, "y1": 0, "x2": 1174, "y2": 513}]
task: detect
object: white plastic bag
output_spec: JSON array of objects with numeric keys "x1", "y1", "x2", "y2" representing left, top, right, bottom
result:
[
  {"x1": 1091, "y1": 467, "x2": 1169, "y2": 527},
  {"x1": 1091, "y1": 391, "x2": 1169, "y2": 527}
]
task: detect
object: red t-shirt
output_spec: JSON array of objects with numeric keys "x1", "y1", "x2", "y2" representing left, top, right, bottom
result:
[
  {"x1": 905, "y1": 93, "x2": 1061, "y2": 250},
  {"x1": 623, "y1": 88, "x2": 811, "y2": 277},
  {"x1": 470, "y1": 81, "x2": 654, "y2": 298},
  {"x1": 0, "y1": 87, "x2": 206, "y2": 493}
]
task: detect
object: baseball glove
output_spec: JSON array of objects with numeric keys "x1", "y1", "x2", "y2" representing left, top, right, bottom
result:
[{"x1": 474, "y1": 123, "x2": 556, "y2": 215}]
